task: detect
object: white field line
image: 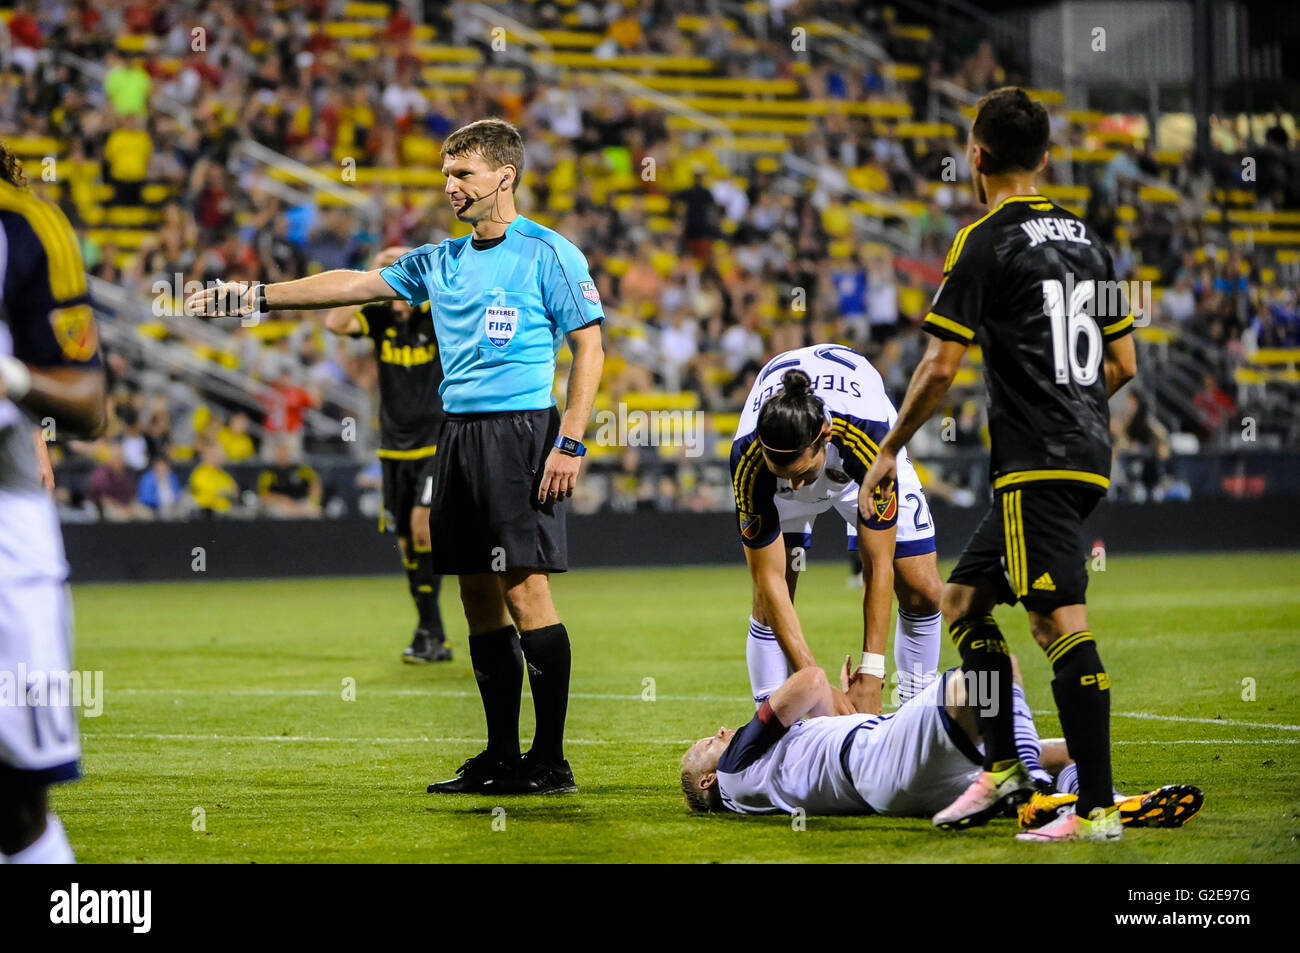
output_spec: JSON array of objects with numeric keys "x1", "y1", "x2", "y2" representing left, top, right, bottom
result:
[
  {"x1": 79, "y1": 731, "x2": 1300, "y2": 747},
  {"x1": 104, "y1": 688, "x2": 1300, "y2": 733}
]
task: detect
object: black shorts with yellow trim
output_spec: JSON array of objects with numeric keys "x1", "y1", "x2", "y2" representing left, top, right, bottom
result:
[
  {"x1": 378, "y1": 446, "x2": 437, "y2": 535},
  {"x1": 947, "y1": 482, "x2": 1102, "y2": 614}
]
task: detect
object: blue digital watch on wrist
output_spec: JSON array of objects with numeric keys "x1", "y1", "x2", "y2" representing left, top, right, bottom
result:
[{"x1": 554, "y1": 435, "x2": 587, "y2": 457}]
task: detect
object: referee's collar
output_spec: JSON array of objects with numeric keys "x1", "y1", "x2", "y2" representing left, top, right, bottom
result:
[{"x1": 471, "y1": 216, "x2": 522, "y2": 250}]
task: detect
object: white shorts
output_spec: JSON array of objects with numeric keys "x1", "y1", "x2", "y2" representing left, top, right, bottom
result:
[
  {"x1": 776, "y1": 454, "x2": 936, "y2": 558},
  {"x1": 0, "y1": 491, "x2": 80, "y2": 783},
  {"x1": 843, "y1": 669, "x2": 980, "y2": 816}
]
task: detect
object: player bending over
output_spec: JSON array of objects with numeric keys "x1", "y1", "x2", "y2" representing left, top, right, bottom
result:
[
  {"x1": 0, "y1": 144, "x2": 108, "y2": 863},
  {"x1": 680, "y1": 661, "x2": 1203, "y2": 839},
  {"x1": 321, "y1": 247, "x2": 450, "y2": 663},
  {"x1": 731, "y1": 346, "x2": 944, "y2": 716}
]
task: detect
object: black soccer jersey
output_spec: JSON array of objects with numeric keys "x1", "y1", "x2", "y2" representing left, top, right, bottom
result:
[
  {"x1": 352, "y1": 301, "x2": 445, "y2": 456},
  {"x1": 257, "y1": 463, "x2": 319, "y2": 501},
  {"x1": 923, "y1": 195, "x2": 1134, "y2": 493}
]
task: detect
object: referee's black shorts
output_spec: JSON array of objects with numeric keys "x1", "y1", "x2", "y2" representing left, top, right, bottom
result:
[
  {"x1": 380, "y1": 454, "x2": 437, "y2": 535},
  {"x1": 426, "y1": 407, "x2": 567, "y2": 575},
  {"x1": 947, "y1": 484, "x2": 1101, "y2": 614}
]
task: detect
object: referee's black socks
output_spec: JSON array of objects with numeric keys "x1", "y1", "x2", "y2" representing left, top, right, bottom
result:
[
  {"x1": 519, "y1": 623, "x2": 571, "y2": 764},
  {"x1": 1047, "y1": 631, "x2": 1113, "y2": 815},
  {"x1": 406, "y1": 545, "x2": 444, "y2": 637},
  {"x1": 950, "y1": 615, "x2": 1018, "y2": 770},
  {"x1": 469, "y1": 625, "x2": 524, "y2": 761}
]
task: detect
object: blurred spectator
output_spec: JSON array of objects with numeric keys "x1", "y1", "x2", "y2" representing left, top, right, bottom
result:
[
  {"x1": 257, "y1": 439, "x2": 322, "y2": 518},
  {"x1": 1112, "y1": 391, "x2": 1174, "y2": 502},
  {"x1": 119, "y1": 405, "x2": 149, "y2": 471},
  {"x1": 1192, "y1": 373, "x2": 1237, "y2": 439},
  {"x1": 87, "y1": 442, "x2": 140, "y2": 521},
  {"x1": 218, "y1": 412, "x2": 257, "y2": 462},
  {"x1": 259, "y1": 370, "x2": 316, "y2": 458},
  {"x1": 189, "y1": 443, "x2": 239, "y2": 516},
  {"x1": 866, "y1": 254, "x2": 901, "y2": 342},
  {"x1": 137, "y1": 455, "x2": 184, "y2": 519},
  {"x1": 102, "y1": 53, "x2": 151, "y2": 118},
  {"x1": 103, "y1": 115, "x2": 152, "y2": 205},
  {"x1": 7, "y1": 2, "x2": 42, "y2": 75},
  {"x1": 675, "y1": 171, "x2": 720, "y2": 261}
]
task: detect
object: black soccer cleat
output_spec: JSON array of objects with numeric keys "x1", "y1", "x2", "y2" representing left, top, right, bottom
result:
[
  {"x1": 1117, "y1": 784, "x2": 1205, "y2": 828},
  {"x1": 426, "y1": 750, "x2": 518, "y2": 794},
  {"x1": 481, "y1": 752, "x2": 578, "y2": 795},
  {"x1": 403, "y1": 629, "x2": 452, "y2": 663}
]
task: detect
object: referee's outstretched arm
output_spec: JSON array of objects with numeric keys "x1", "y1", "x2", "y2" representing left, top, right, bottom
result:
[{"x1": 185, "y1": 268, "x2": 401, "y2": 318}]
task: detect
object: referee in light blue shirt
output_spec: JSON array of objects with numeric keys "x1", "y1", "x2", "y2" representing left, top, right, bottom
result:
[{"x1": 189, "y1": 118, "x2": 606, "y2": 796}]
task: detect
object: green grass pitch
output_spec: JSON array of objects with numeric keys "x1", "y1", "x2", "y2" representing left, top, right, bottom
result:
[{"x1": 58, "y1": 551, "x2": 1299, "y2": 863}]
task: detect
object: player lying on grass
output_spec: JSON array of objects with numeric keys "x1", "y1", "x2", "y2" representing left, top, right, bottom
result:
[
  {"x1": 680, "y1": 660, "x2": 1203, "y2": 841},
  {"x1": 731, "y1": 347, "x2": 945, "y2": 717}
]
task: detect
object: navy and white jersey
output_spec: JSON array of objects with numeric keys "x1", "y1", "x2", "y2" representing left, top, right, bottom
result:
[
  {"x1": 729, "y1": 345, "x2": 918, "y2": 550},
  {"x1": 0, "y1": 181, "x2": 100, "y2": 494},
  {"x1": 716, "y1": 700, "x2": 874, "y2": 815},
  {"x1": 717, "y1": 672, "x2": 981, "y2": 817}
]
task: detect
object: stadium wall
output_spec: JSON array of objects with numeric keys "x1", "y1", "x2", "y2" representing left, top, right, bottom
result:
[{"x1": 62, "y1": 497, "x2": 1300, "y2": 582}]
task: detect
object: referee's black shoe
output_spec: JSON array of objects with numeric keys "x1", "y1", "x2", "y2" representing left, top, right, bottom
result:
[
  {"x1": 403, "y1": 628, "x2": 452, "y2": 663},
  {"x1": 481, "y1": 751, "x2": 577, "y2": 795},
  {"x1": 426, "y1": 750, "x2": 517, "y2": 794}
]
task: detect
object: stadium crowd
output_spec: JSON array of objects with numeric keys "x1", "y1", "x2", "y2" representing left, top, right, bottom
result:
[{"x1": 2, "y1": 0, "x2": 1297, "y2": 520}]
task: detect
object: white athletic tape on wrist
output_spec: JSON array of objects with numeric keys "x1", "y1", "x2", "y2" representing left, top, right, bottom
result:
[
  {"x1": 0, "y1": 355, "x2": 32, "y2": 400},
  {"x1": 857, "y1": 652, "x2": 886, "y2": 679}
]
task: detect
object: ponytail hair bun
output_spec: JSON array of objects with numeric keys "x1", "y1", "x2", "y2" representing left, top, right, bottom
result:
[
  {"x1": 757, "y1": 368, "x2": 826, "y2": 463},
  {"x1": 781, "y1": 369, "x2": 813, "y2": 397}
]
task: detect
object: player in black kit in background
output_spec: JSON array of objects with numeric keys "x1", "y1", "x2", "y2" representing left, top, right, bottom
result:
[{"x1": 325, "y1": 247, "x2": 450, "y2": 662}]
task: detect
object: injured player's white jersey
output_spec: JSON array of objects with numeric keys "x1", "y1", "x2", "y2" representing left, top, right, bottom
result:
[
  {"x1": 716, "y1": 672, "x2": 981, "y2": 816},
  {"x1": 718, "y1": 711, "x2": 876, "y2": 815}
]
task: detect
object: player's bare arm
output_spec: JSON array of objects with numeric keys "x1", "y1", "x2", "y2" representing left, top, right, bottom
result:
[
  {"x1": 847, "y1": 520, "x2": 896, "y2": 714},
  {"x1": 538, "y1": 321, "x2": 604, "y2": 504},
  {"x1": 185, "y1": 268, "x2": 401, "y2": 318},
  {"x1": 768, "y1": 665, "x2": 836, "y2": 726},
  {"x1": 860, "y1": 337, "x2": 967, "y2": 500},
  {"x1": 1103, "y1": 332, "x2": 1138, "y2": 397},
  {"x1": 745, "y1": 536, "x2": 818, "y2": 670},
  {"x1": 1, "y1": 362, "x2": 107, "y2": 438},
  {"x1": 744, "y1": 537, "x2": 857, "y2": 714},
  {"x1": 33, "y1": 427, "x2": 54, "y2": 491}
]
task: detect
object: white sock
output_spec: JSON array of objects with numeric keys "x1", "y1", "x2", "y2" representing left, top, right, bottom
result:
[
  {"x1": 1057, "y1": 763, "x2": 1080, "y2": 796},
  {"x1": 746, "y1": 616, "x2": 790, "y2": 707},
  {"x1": 4, "y1": 813, "x2": 74, "y2": 864},
  {"x1": 894, "y1": 608, "x2": 941, "y2": 702},
  {"x1": 1011, "y1": 683, "x2": 1054, "y2": 786}
]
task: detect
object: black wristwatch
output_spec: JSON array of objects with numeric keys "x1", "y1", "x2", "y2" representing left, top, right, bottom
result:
[{"x1": 554, "y1": 435, "x2": 587, "y2": 457}]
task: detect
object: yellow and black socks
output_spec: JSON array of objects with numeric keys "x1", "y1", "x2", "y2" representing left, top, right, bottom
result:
[
  {"x1": 469, "y1": 625, "x2": 523, "y2": 761},
  {"x1": 405, "y1": 547, "x2": 444, "y2": 637},
  {"x1": 1047, "y1": 631, "x2": 1113, "y2": 815},
  {"x1": 950, "y1": 614, "x2": 1017, "y2": 770},
  {"x1": 519, "y1": 624, "x2": 571, "y2": 764}
]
